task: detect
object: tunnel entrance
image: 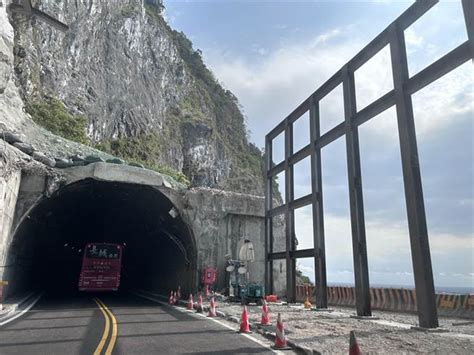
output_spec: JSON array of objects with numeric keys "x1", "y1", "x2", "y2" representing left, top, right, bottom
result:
[{"x1": 7, "y1": 179, "x2": 196, "y2": 296}]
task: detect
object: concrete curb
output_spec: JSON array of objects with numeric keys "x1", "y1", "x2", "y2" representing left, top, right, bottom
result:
[
  {"x1": 135, "y1": 290, "x2": 318, "y2": 354},
  {"x1": 0, "y1": 292, "x2": 35, "y2": 320},
  {"x1": 0, "y1": 292, "x2": 42, "y2": 325}
]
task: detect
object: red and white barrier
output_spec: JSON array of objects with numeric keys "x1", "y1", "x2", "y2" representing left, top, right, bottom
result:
[{"x1": 295, "y1": 284, "x2": 473, "y2": 318}]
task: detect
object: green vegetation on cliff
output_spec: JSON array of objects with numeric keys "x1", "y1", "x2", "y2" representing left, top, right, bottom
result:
[
  {"x1": 144, "y1": 3, "x2": 264, "y2": 192},
  {"x1": 96, "y1": 134, "x2": 190, "y2": 185},
  {"x1": 26, "y1": 97, "x2": 89, "y2": 145},
  {"x1": 20, "y1": 0, "x2": 264, "y2": 194}
]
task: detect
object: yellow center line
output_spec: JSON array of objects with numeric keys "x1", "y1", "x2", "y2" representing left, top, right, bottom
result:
[
  {"x1": 93, "y1": 298, "x2": 110, "y2": 355},
  {"x1": 96, "y1": 298, "x2": 118, "y2": 355}
]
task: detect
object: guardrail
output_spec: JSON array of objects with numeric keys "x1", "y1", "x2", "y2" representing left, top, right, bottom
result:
[{"x1": 296, "y1": 285, "x2": 474, "y2": 319}]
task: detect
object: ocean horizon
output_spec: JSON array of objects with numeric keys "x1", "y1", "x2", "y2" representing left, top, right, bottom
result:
[{"x1": 326, "y1": 283, "x2": 473, "y2": 295}]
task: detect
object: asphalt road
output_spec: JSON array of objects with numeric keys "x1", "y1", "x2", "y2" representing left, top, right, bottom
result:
[{"x1": 0, "y1": 292, "x2": 276, "y2": 354}]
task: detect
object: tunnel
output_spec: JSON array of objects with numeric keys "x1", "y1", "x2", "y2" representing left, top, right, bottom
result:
[{"x1": 6, "y1": 178, "x2": 196, "y2": 297}]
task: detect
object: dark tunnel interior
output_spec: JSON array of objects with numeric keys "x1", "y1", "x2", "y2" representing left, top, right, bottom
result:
[{"x1": 7, "y1": 179, "x2": 196, "y2": 297}]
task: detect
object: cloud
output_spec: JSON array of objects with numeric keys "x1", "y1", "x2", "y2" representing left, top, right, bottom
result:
[
  {"x1": 297, "y1": 263, "x2": 314, "y2": 276},
  {"x1": 405, "y1": 27, "x2": 424, "y2": 48},
  {"x1": 411, "y1": 61, "x2": 473, "y2": 138},
  {"x1": 205, "y1": 24, "x2": 471, "y2": 151},
  {"x1": 292, "y1": 208, "x2": 473, "y2": 288},
  {"x1": 313, "y1": 28, "x2": 342, "y2": 46},
  {"x1": 204, "y1": 26, "x2": 361, "y2": 147}
]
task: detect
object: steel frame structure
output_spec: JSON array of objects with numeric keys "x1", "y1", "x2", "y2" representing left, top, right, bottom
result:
[{"x1": 264, "y1": 0, "x2": 473, "y2": 329}]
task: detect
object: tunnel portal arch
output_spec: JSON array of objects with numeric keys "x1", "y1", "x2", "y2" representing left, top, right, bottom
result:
[{"x1": 6, "y1": 177, "x2": 197, "y2": 297}]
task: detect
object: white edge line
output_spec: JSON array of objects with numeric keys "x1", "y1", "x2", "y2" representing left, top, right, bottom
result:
[
  {"x1": 0, "y1": 293, "x2": 43, "y2": 326},
  {"x1": 131, "y1": 291, "x2": 284, "y2": 354},
  {"x1": 0, "y1": 291, "x2": 34, "y2": 318}
]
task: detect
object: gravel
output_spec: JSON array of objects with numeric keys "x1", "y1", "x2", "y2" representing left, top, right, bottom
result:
[{"x1": 214, "y1": 301, "x2": 474, "y2": 354}]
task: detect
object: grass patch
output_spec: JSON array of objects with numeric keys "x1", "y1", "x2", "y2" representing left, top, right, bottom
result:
[
  {"x1": 26, "y1": 97, "x2": 89, "y2": 145},
  {"x1": 96, "y1": 133, "x2": 190, "y2": 186}
]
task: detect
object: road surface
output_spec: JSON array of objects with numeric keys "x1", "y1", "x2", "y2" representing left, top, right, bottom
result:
[{"x1": 0, "y1": 292, "x2": 277, "y2": 354}]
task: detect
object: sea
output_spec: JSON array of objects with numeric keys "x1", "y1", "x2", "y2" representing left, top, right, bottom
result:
[{"x1": 327, "y1": 283, "x2": 473, "y2": 295}]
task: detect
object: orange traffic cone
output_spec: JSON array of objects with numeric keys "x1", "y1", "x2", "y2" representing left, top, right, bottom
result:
[
  {"x1": 196, "y1": 294, "x2": 203, "y2": 313},
  {"x1": 187, "y1": 294, "x2": 194, "y2": 310},
  {"x1": 261, "y1": 300, "x2": 270, "y2": 325},
  {"x1": 304, "y1": 286, "x2": 312, "y2": 309},
  {"x1": 349, "y1": 331, "x2": 361, "y2": 355},
  {"x1": 239, "y1": 306, "x2": 251, "y2": 333},
  {"x1": 169, "y1": 290, "x2": 174, "y2": 305},
  {"x1": 273, "y1": 313, "x2": 290, "y2": 349},
  {"x1": 208, "y1": 297, "x2": 217, "y2": 317}
]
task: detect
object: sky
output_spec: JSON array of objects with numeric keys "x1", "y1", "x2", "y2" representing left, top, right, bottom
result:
[{"x1": 163, "y1": 0, "x2": 473, "y2": 290}]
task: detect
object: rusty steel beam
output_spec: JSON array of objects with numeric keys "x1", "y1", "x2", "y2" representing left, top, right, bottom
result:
[
  {"x1": 310, "y1": 98, "x2": 328, "y2": 309},
  {"x1": 343, "y1": 66, "x2": 372, "y2": 317},
  {"x1": 268, "y1": 248, "x2": 317, "y2": 260},
  {"x1": 285, "y1": 123, "x2": 297, "y2": 302},
  {"x1": 289, "y1": 144, "x2": 312, "y2": 167},
  {"x1": 265, "y1": 136, "x2": 273, "y2": 294},
  {"x1": 267, "y1": 205, "x2": 286, "y2": 218},
  {"x1": 389, "y1": 23, "x2": 438, "y2": 329},
  {"x1": 316, "y1": 122, "x2": 345, "y2": 149},
  {"x1": 267, "y1": 161, "x2": 285, "y2": 178},
  {"x1": 462, "y1": 0, "x2": 474, "y2": 58},
  {"x1": 289, "y1": 194, "x2": 312, "y2": 211},
  {"x1": 406, "y1": 41, "x2": 471, "y2": 95},
  {"x1": 353, "y1": 91, "x2": 396, "y2": 127}
]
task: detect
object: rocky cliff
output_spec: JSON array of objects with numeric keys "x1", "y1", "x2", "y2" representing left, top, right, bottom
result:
[{"x1": 5, "y1": 0, "x2": 264, "y2": 194}]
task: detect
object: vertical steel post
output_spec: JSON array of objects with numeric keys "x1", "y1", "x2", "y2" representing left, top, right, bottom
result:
[
  {"x1": 265, "y1": 136, "x2": 274, "y2": 294},
  {"x1": 389, "y1": 24, "x2": 438, "y2": 328},
  {"x1": 462, "y1": 0, "x2": 474, "y2": 58},
  {"x1": 343, "y1": 67, "x2": 372, "y2": 317},
  {"x1": 310, "y1": 98, "x2": 328, "y2": 308},
  {"x1": 285, "y1": 122, "x2": 296, "y2": 302}
]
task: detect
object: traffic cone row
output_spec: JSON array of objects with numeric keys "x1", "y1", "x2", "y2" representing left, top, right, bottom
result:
[
  {"x1": 167, "y1": 286, "x2": 183, "y2": 305},
  {"x1": 171, "y1": 292, "x2": 361, "y2": 353}
]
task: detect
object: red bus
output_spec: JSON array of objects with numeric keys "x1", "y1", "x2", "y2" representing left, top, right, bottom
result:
[{"x1": 78, "y1": 243, "x2": 122, "y2": 291}]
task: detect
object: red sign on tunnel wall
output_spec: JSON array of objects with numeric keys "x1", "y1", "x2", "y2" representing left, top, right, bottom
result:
[{"x1": 201, "y1": 267, "x2": 216, "y2": 285}]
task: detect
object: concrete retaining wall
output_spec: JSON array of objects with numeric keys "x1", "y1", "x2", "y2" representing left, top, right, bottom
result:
[
  {"x1": 0, "y1": 170, "x2": 21, "y2": 281},
  {"x1": 296, "y1": 285, "x2": 474, "y2": 319}
]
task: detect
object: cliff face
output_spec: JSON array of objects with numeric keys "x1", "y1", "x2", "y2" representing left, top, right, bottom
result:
[{"x1": 9, "y1": 0, "x2": 264, "y2": 195}]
